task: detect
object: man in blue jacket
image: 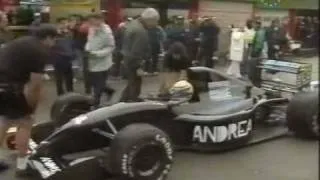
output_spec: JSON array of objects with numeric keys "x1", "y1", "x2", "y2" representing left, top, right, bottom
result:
[{"x1": 52, "y1": 17, "x2": 75, "y2": 95}]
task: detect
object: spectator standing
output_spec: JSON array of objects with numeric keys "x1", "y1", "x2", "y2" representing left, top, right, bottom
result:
[
  {"x1": 242, "y1": 19, "x2": 256, "y2": 76},
  {"x1": 144, "y1": 25, "x2": 166, "y2": 75},
  {"x1": 185, "y1": 19, "x2": 200, "y2": 62},
  {"x1": 68, "y1": 15, "x2": 86, "y2": 81},
  {"x1": 111, "y1": 17, "x2": 132, "y2": 78},
  {"x1": 165, "y1": 16, "x2": 187, "y2": 49},
  {"x1": 294, "y1": 17, "x2": 303, "y2": 41},
  {"x1": 120, "y1": 8, "x2": 160, "y2": 102},
  {"x1": 251, "y1": 21, "x2": 266, "y2": 58},
  {"x1": 249, "y1": 20, "x2": 266, "y2": 87},
  {"x1": 78, "y1": 17, "x2": 91, "y2": 94},
  {"x1": 197, "y1": 17, "x2": 220, "y2": 68},
  {"x1": 6, "y1": 10, "x2": 14, "y2": 25},
  {"x1": 304, "y1": 17, "x2": 317, "y2": 48},
  {"x1": 227, "y1": 28, "x2": 245, "y2": 78},
  {"x1": 69, "y1": 15, "x2": 85, "y2": 59},
  {"x1": 70, "y1": 15, "x2": 88, "y2": 53},
  {"x1": 266, "y1": 19, "x2": 287, "y2": 59},
  {"x1": 0, "y1": 11, "x2": 14, "y2": 47},
  {"x1": 29, "y1": 13, "x2": 41, "y2": 35},
  {"x1": 85, "y1": 13, "x2": 115, "y2": 107},
  {"x1": 52, "y1": 17, "x2": 75, "y2": 95}
]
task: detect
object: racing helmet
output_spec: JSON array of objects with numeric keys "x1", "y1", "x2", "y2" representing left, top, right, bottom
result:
[{"x1": 169, "y1": 80, "x2": 194, "y2": 100}]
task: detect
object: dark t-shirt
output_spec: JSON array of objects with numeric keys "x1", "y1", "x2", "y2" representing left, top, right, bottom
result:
[
  {"x1": 163, "y1": 54, "x2": 190, "y2": 72},
  {"x1": 199, "y1": 23, "x2": 220, "y2": 49},
  {"x1": 0, "y1": 36, "x2": 49, "y2": 85}
]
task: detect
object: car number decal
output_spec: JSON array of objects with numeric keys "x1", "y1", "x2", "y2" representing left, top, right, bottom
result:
[
  {"x1": 193, "y1": 119, "x2": 252, "y2": 143},
  {"x1": 32, "y1": 157, "x2": 62, "y2": 179}
]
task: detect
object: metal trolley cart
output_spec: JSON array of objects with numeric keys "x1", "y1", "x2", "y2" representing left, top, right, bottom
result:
[{"x1": 259, "y1": 59, "x2": 312, "y2": 95}]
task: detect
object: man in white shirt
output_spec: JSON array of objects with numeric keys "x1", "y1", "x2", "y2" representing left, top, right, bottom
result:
[{"x1": 85, "y1": 13, "x2": 115, "y2": 107}]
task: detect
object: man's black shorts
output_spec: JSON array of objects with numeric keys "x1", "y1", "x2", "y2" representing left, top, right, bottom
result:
[{"x1": 0, "y1": 90, "x2": 33, "y2": 120}]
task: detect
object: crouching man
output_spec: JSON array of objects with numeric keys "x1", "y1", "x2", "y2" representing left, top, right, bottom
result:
[
  {"x1": 159, "y1": 42, "x2": 190, "y2": 96},
  {"x1": 0, "y1": 24, "x2": 57, "y2": 176}
]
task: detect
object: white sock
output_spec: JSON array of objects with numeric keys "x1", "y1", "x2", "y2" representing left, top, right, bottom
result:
[{"x1": 17, "y1": 156, "x2": 29, "y2": 170}]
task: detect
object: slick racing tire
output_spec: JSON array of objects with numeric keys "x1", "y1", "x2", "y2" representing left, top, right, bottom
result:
[
  {"x1": 287, "y1": 92, "x2": 319, "y2": 139},
  {"x1": 50, "y1": 93, "x2": 93, "y2": 127},
  {"x1": 108, "y1": 123, "x2": 174, "y2": 180}
]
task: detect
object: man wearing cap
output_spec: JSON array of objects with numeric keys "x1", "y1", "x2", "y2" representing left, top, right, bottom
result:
[{"x1": 120, "y1": 8, "x2": 160, "y2": 102}]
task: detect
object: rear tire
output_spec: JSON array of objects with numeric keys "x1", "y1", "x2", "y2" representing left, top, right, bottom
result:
[
  {"x1": 287, "y1": 92, "x2": 319, "y2": 139},
  {"x1": 50, "y1": 93, "x2": 93, "y2": 127},
  {"x1": 108, "y1": 123, "x2": 174, "y2": 180}
]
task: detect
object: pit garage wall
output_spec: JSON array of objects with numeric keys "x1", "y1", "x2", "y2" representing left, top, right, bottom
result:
[
  {"x1": 198, "y1": 0, "x2": 253, "y2": 54},
  {"x1": 255, "y1": 8, "x2": 289, "y2": 27},
  {"x1": 124, "y1": 8, "x2": 189, "y2": 19},
  {"x1": 50, "y1": 0, "x2": 99, "y2": 21}
]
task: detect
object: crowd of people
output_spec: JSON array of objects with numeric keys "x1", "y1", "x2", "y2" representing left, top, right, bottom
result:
[
  {"x1": 0, "y1": 6, "x2": 318, "y2": 176},
  {"x1": 294, "y1": 16, "x2": 319, "y2": 49}
]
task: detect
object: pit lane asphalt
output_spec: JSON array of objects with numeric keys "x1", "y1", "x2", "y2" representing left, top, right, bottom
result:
[{"x1": 0, "y1": 57, "x2": 318, "y2": 180}]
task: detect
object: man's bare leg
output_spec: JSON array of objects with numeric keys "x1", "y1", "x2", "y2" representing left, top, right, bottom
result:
[
  {"x1": 0, "y1": 117, "x2": 12, "y2": 171},
  {"x1": 15, "y1": 116, "x2": 33, "y2": 172}
]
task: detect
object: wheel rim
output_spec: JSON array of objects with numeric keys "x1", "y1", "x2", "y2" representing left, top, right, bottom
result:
[{"x1": 133, "y1": 144, "x2": 165, "y2": 177}]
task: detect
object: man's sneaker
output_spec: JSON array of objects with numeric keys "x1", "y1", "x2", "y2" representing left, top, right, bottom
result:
[
  {"x1": 15, "y1": 155, "x2": 31, "y2": 177},
  {"x1": 43, "y1": 74, "x2": 51, "y2": 80},
  {"x1": 15, "y1": 168, "x2": 34, "y2": 177},
  {"x1": 0, "y1": 161, "x2": 9, "y2": 172},
  {"x1": 106, "y1": 88, "x2": 115, "y2": 102}
]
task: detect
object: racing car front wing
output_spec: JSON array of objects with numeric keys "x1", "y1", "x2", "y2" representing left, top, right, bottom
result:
[{"x1": 27, "y1": 140, "x2": 109, "y2": 180}]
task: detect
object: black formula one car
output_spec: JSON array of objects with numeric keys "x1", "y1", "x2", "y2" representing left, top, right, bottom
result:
[{"x1": 4, "y1": 66, "x2": 319, "y2": 180}]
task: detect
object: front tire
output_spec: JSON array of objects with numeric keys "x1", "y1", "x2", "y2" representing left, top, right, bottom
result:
[
  {"x1": 50, "y1": 93, "x2": 93, "y2": 127},
  {"x1": 108, "y1": 123, "x2": 174, "y2": 180}
]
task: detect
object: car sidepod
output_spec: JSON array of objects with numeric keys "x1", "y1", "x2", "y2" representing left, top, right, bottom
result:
[
  {"x1": 174, "y1": 110, "x2": 253, "y2": 151},
  {"x1": 172, "y1": 98, "x2": 289, "y2": 151}
]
